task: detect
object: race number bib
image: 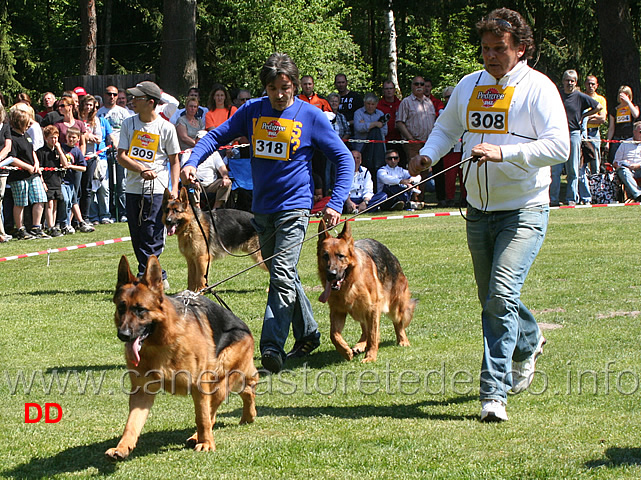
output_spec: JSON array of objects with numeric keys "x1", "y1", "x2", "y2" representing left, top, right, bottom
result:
[
  {"x1": 466, "y1": 85, "x2": 515, "y2": 134},
  {"x1": 128, "y1": 130, "x2": 160, "y2": 163},
  {"x1": 252, "y1": 116, "x2": 302, "y2": 161},
  {"x1": 616, "y1": 105, "x2": 631, "y2": 124}
]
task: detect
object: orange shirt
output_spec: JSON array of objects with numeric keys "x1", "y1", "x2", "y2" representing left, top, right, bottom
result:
[
  {"x1": 298, "y1": 93, "x2": 331, "y2": 112},
  {"x1": 205, "y1": 106, "x2": 238, "y2": 130}
]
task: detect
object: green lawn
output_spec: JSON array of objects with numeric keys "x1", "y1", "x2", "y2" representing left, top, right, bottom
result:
[{"x1": 1, "y1": 205, "x2": 640, "y2": 479}]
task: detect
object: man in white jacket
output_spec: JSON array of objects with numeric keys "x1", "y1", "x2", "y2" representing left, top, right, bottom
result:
[{"x1": 409, "y1": 8, "x2": 569, "y2": 422}]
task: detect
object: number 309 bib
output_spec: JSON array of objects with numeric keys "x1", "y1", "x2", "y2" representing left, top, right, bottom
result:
[
  {"x1": 252, "y1": 116, "x2": 302, "y2": 161},
  {"x1": 466, "y1": 85, "x2": 514, "y2": 135},
  {"x1": 128, "y1": 130, "x2": 160, "y2": 163}
]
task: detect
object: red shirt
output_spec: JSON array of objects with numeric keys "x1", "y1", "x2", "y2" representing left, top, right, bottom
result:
[
  {"x1": 430, "y1": 94, "x2": 445, "y2": 117},
  {"x1": 298, "y1": 93, "x2": 331, "y2": 112},
  {"x1": 377, "y1": 96, "x2": 402, "y2": 140}
]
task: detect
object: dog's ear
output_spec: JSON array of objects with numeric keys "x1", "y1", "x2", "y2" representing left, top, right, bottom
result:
[
  {"x1": 117, "y1": 255, "x2": 136, "y2": 288},
  {"x1": 337, "y1": 220, "x2": 354, "y2": 248},
  {"x1": 179, "y1": 186, "x2": 189, "y2": 204},
  {"x1": 318, "y1": 218, "x2": 332, "y2": 242},
  {"x1": 163, "y1": 188, "x2": 171, "y2": 203},
  {"x1": 337, "y1": 220, "x2": 351, "y2": 240},
  {"x1": 142, "y1": 255, "x2": 164, "y2": 294}
]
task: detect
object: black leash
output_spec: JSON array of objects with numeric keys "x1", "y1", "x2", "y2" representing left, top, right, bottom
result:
[{"x1": 197, "y1": 154, "x2": 479, "y2": 298}]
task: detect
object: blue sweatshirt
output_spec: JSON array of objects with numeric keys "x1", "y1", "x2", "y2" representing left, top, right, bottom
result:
[{"x1": 185, "y1": 97, "x2": 353, "y2": 214}]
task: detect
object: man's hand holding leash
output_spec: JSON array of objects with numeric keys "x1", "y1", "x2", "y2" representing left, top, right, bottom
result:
[
  {"x1": 409, "y1": 155, "x2": 432, "y2": 176},
  {"x1": 322, "y1": 206, "x2": 341, "y2": 229}
]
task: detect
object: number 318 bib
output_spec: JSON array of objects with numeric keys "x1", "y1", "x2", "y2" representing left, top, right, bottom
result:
[
  {"x1": 466, "y1": 85, "x2": 514, "y2": 135},
  {"x1": 252, "y1": 116, "x2": 302, "y2": 161}
]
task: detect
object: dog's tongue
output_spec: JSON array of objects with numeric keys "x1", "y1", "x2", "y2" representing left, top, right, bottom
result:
[
  {"x1": 125, "y1": 337, "x2": 142, "y2": 367},
  {"x1": 167, "y1": 225, "x2": 176, "y2": 236},
  {"x1": 319, "y1": 281, "x2": 332, "y2": 303}
]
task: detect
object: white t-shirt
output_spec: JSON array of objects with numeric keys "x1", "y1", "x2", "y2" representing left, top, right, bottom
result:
[
  {"x1": 97, "y1": 105, "x2": 132, "y2": 146},
  {"x1": 118, "y1": 115, "x2": 180, "y2": 194},
  {"x1": 181, "y1": 149, "x2": 225, "y2": 186}
]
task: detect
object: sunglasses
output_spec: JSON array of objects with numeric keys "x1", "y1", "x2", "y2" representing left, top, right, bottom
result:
[
  {"x1": 490, "y1": 18, "x2": 512, "y2": 29},
  {"x1": 413, "y1": 82, "x2": 425, "y2": 86},
  {"x1": 386, "y1": 156, "x2": 399, "y2": 160},
  {"x1": 105, "y1": 92, "x2": 118, "y2": 96}
]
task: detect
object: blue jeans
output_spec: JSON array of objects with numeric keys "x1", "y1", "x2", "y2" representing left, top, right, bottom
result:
[
  {"x1": 125, "y1": 193, "x2": 167, "y2": 280},
  {"x1": 252, "y1": 209, "x2": 319, "y2": 359},
  {"x1": 550, "y1": 130, "x2": 581, "y2": 204},
  {"x1": 466, "y1": 205, "x2": 548, "y2": 403},
  {"x1": 586, "y1": 128, "x2": 601, "y2": 174},
  {"x1": 616, "y1": 167, "x2": 641, "y2": 200},
  {"x1": 578, "y1": 163, "x2": 592, "y2": 203}
]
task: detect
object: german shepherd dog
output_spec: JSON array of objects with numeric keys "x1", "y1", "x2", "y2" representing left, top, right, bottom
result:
[
  {"x1": 162, "y1": 187, "x2": 267, "y2": 291},
  {"x1": 105, "y1": 255, "x2": 258, "y2": 460},
  {"x1": 317, "y1": 220, "x2": 416, "y2": 363}
]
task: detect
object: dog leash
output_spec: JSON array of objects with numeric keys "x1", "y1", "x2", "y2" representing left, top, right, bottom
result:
[{"x1": 197, "y1": 155, "x2": 479, "y2": 298}]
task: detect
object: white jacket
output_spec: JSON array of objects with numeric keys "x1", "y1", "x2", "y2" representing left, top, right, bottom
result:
[{"x1": 420, "y1": 61, "x2": 570, "y2": 211}]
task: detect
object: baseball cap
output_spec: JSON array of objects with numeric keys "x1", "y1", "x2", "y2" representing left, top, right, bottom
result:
[
  {"x1": 73, "y1": 86, "x2": 87, "y2": 96},
  {"x1": 127, "y1": 81, "x2": 163, "y2": 102}
]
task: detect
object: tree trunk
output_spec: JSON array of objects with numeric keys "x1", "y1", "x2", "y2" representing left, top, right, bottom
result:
[
  {"x1": 595, "y1": 0, "x2": 640, "y2": 112},
  {"x1": 102, "y1": 0, "x2": 112, "y2": 75},
  {"x1": 159, "y1": 0, "x2": 198, "y2": 97},
  {"x1": 384, "y1": 7, "x2": 399, "y2": 96},
  {"x1": 0, "y1": 0, "x2": 20, "y2": 95},
  {"x1": 80, "y1": 0, "x2": 97, "y2": 75}
]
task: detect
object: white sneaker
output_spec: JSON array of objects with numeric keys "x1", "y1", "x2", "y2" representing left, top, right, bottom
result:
[
  {"x1": 480, "y1": 400, "x2": 508, "y2": 422},
  {"x1": 511, "y1": 336, "x2": 546, "y2": 394}
]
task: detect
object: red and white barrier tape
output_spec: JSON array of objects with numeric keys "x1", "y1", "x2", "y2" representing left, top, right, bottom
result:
[
  {"x1": 1, "y1": 201, "x2": 638, "y2": 263},
  {"x1": 0, "y1": 236, "x2": 131, "y2": 263}
]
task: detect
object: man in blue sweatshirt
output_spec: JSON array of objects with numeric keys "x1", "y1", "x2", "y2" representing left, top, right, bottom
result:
[{"x1": 182, "y1": 53, "x2": 353, "y2": 373}]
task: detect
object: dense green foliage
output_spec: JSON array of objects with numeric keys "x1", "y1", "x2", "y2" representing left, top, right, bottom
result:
[{"x1": 1, "y1": 0, "x2": 640, "y2": 103}]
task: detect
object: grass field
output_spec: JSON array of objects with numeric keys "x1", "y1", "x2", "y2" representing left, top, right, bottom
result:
[{"x1": 1, "y1": 205, "x2": 641, "y2": 479}]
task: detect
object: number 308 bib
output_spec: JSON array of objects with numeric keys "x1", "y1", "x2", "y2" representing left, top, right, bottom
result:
[
  {"x1": 466, "y1": 85, "x2": 514, "y2": 135},
  {"x1": 252, "y1": 116, "x2": 302, "y2": 161}
]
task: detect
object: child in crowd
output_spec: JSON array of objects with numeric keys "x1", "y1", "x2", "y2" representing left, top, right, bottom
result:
[
  {"x1": 6, "y1": 108, "x2": 50, "y2": 239},
  {"x1": 0, "y1": 103, "x2": 12, "y2": 242},
  {"x1": 37, "y1": 125, "x2": 68, "y2": 237},
  {"x1": 60, "y1": 127, "x2": 94, "y2": 233},
  {"x1": 89, "y1": 115, "x2": 113, "y2": 224}
]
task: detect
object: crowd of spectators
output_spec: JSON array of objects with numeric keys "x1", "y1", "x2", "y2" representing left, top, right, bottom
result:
[{"x1": 0, "y1": 70, "x2": 636, "y2": 242}]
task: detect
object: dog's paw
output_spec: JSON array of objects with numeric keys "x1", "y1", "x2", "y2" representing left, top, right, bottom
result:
[
  {"x1": 239, "y1": 414, "x2": 256, "y2": 425},
  {"x1": 193, "y1": 441, "x2": 216, "y2": 452},
  {"x1": 361, "y1": 354, "x2": 377, "y2": 363},
  {"x1": 186, "y1": 433, "x2": 198, "y2": 448},
  {"x1": 339, "y1": 349, "x2": 354, "y2": 361},
  {"x1": 105, "y1": 447, "x2": 129, "y2": 461},
  {"x1": 351, "y1": 343, "x2": 366, "y2": 355},
  {"x1": 398, "y1": 339, "x2": 411, "y2": 347}
]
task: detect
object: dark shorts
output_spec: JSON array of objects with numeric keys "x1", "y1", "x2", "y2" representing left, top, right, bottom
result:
[{"x1": 47, "y1": 188, "x2": 65, "y2": 202}]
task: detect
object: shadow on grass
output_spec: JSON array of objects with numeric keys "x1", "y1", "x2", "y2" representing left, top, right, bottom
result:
[
  {"x1": 253, "y1": 396, "x2": 478, "y2": 422},
  {"x1": 284, "y1": 341, "x2": 406, "y2": 370},
  {"x1": 585, "y1": 447, "x2": 641, "y2": 469},
  {"x1": 0, "y1": 289, "x2": 114, "y2": 297},
  {"x1": 45, "y1": 364, "x2": 124, "y2": 374},
  {"x1": 1, "y1": 428, "x2": 195, "y2": 478}
]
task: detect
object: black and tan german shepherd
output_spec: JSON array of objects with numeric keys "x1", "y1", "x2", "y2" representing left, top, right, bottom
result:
[
  {"x1": 162, "y1": 187, "x2": 267, "y2": 292},
  {"x1": 105, "y1": 255, "x2": 258, "y2": 460},
  {"x1": 317, "y1": 220, "x2": 416, "y2": 363}
]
